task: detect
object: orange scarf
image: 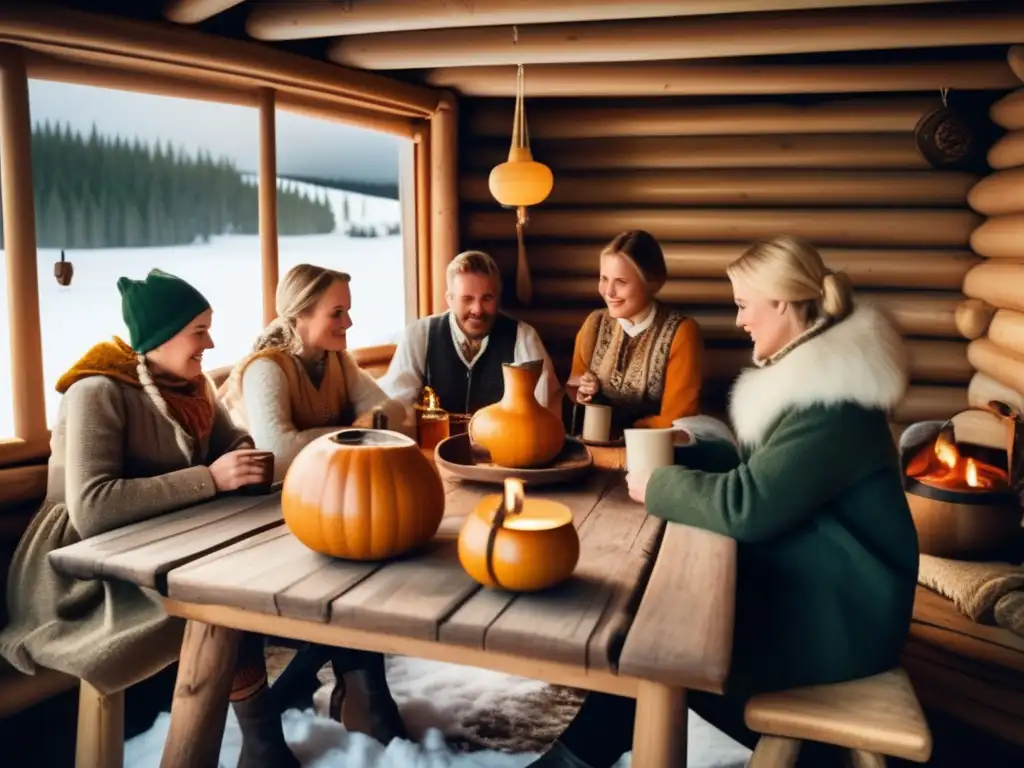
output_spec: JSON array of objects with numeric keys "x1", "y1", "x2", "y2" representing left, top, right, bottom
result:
[{"x1": 56, "y1": 336, "x2": 215, "y2": 442}]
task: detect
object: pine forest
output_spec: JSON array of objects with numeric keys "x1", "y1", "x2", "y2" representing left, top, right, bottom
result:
[{"x1": 0, "y1": 121, "x2": 337, "y2": 249}]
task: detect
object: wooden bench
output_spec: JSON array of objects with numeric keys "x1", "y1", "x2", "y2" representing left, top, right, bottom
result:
[
  {"x1": 1, "y1": 461, "x2": 130, "y2": 767},
  {"x1": 744, "y1": 668, "x2": 933, "y2": 767}
]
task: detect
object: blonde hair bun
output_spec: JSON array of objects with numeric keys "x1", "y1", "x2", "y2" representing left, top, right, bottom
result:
[{"x1": 726, "y1": 235, "x2": 853, "y2": 324}]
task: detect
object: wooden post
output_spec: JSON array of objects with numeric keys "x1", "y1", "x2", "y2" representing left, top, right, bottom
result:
[
  {"x1": 0, "y1": 45, "x2": 46, "y2": 443},
  {"x1": 160, "y1": 620, "x2": 241, "y2": 768},
  {"x1": 413, "y1": 125, "x2": 431, "y2": 318},
  {"x1": 397, "y1": 136, "x2": 419, "y2": 326},
  {"x1": 429, "y1": 92, "x2": 458, "y2": 314},
  {"x1": 258, "y1": 87, "x2": 279, "y2": 326}
]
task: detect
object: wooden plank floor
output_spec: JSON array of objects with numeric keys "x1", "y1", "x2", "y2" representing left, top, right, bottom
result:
[{"x1": 52, "y1": 469, "x2": 664, "y2": 673}]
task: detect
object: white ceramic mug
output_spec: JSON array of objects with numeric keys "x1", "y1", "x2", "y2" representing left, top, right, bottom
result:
[
  {"x1": 582, "y1": 403, "x2": 613, "y2": 442},
  {"x1": 624, "y1": 428, "x2": 676, "y2": 473}
]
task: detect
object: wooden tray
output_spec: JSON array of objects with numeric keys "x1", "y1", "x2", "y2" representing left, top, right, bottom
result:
[
  {"x1": 578, "y1": 435, "x2": 625, "y2": 448},
  {"x1": 434, "y1": 432, "x2": 594, "y2": 486}
]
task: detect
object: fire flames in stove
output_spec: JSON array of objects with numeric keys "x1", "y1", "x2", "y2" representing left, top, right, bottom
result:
[{"x1": 907, "y1": 430, "x2": 1008, "y2": 491}]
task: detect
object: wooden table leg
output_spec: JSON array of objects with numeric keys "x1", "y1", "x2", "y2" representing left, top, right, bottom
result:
[
  {"x1": 632, "y1": 680, "x2": 688, "y2": 767},
  {"x1": 160, "y1": 620, "x2": 242, "y2": 768}
]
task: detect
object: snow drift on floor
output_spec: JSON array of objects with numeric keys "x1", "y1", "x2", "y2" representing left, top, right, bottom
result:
[{"x1": 124, "y1": 657, "x2": 752, "y2": 767}]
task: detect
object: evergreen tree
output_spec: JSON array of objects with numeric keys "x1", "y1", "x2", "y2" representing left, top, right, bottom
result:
[{"x1": 28, "y1": 120, "x2": 338, "y2": 248}]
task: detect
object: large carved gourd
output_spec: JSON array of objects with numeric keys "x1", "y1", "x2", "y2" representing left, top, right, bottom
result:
[
  {"x1": 281, "y1": 429, "x2": 445, "y2": 561},
  {"x1": 468, "y1": 361, "x2": 565, "y2": 468}
]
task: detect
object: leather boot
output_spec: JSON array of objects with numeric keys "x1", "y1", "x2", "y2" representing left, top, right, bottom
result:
[
  {"x1": 268, "y1": 643, "x2": 331, "y2": 714},
  {"x1": 328, "y1": 651, "x2": 409, "y2": 745},
  {"x1": 233, "y1": 685, "x2": 301, "y2": 768}
]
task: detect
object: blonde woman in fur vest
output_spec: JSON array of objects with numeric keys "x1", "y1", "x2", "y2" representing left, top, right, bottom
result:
[
  {"x1": 221, "y1": 263, "x2": 412, "y2": 475},
  {"x1": 530, "y1": 236, "x2": 920, "y2": 768},
  {"x1": 220, "y1": 262, "x2": 411, "y2": 745},
  {"x1": 0, "y1": 269, "x2": 303, "y2": 768}
]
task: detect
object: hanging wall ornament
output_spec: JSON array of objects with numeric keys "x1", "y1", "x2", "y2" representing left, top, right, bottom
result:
[
  {"x1": 487, "y1": 46, "x2": 553, "y2": 306},
  {"x1": 54, "y1": 249, "x2": 74, "y2": 286},
  {"x1": 914, "y1": 88, "x2": 976, "y2": 170}
]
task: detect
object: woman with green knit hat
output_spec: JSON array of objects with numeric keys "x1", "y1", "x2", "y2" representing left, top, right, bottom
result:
[{"x1": 0, "y1": 269, "x2": 300, "y2": 768}]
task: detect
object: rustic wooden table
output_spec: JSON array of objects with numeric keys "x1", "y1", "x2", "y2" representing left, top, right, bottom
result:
[{"x1": 50, "y1": 467, "x2": 736, "y2": 768}]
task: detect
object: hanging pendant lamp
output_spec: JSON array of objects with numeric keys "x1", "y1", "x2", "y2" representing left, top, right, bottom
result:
[{"x1": 488, "y1": 62, "x2": 553, "y2": 305}]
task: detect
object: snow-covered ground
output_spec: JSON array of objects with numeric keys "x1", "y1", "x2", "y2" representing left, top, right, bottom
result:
[{"x1": 124, "y1": 656, "x2": 752, "y2": 768}]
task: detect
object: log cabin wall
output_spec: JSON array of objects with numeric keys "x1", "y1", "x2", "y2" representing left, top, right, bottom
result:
[
  {"x1": 963, "y1": 46, "x2": 1024, "y2": 420},
  {"x1": 458, "y1": 91, "x2": 1009, "y2": 429}
]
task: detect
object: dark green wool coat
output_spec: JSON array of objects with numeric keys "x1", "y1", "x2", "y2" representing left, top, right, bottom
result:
[{"x1": 646, "y1": 305, "x2": 920, "y2": 696}]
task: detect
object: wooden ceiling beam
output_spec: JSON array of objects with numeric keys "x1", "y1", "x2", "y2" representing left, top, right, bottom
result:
[
  {"x1": 24, "y1": 50, "x2": 419, "y2": 138},
  {"x1": 427, "y1": 59, "x2": 1018, "y2": 98},
  {"x1": 465, "y1": 96, "x2": 943, "y2": 138},
  {"x1": 0, "y1": 4, "x2": 440, "y2": 117},
  {"x1": 245, "y1": 0, "x2": 961, "y2": 41},
  {"x1": 163, "y1": 0, "x2": 247, "y2": 25},
  {"x1": 327, "y1": 5, "x2": 1024, "y2": 69}
]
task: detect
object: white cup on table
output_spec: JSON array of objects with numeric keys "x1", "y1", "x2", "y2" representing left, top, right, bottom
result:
[
  {"x1": 582, "y1": 403, "x2": 613, "y2": 442},
  {"x1": 624, "y1": 428, "x2": 676, "y2": 473}
]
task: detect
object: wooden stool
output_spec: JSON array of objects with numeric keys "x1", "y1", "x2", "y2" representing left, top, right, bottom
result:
[{"x1": 744, "y1": 668, "x2": 933, "y2": 767}]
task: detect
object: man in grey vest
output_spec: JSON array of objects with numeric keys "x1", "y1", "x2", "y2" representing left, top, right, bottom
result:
[{"x1": 380, "y1": 250, "x2": 561, "y2": 416}]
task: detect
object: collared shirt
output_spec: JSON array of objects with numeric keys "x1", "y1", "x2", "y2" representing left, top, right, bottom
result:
[
  {"x1": 616, "y1": 302, "x2": 657, "y2": 338},
  {"x1": 378, "y1": 310, "x2": 563, "y2": 415}
]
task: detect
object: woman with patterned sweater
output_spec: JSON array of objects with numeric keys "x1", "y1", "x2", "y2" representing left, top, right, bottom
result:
[
  {"x1": 570, "y1": 230, "x2": 704, "y2": 434},
  {"x1": 531, "y1": 236, "x2": 920, "y2": 768}
]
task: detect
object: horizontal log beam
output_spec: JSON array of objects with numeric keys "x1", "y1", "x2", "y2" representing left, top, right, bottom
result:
[
  {"x1": 966, "y1": 166, "x2": 1024, "y2": 217},
  {"x1": 464, "y1": 134, "x2": 931, "y2": 172},
  {"x1": 955, "y1": 298, "x2": 996, "y2": 340},
  {"x1": 988, "y1": 309, "x2": 1024, "y2": 359},
  {"x1": 465, "y1": 96, "x2": 942, "y2": 139},
  {"x1": 968, "y1": 371, "x2": 1024, "y2": 415},
  {"x1": 162, "y1": 0, "x2": 244, "y2": 25},
  {"x1": 964, "y1": 257, "x2": 1024, "y2": 314},
  {"x1": 0, "y1": 5, "x2": 440, "y2": 117},
  {"x1": 329, "y1": 6, "x2": 1024, "y2": 69},
  {"x1": 892, "y1": 386, "x2": 969, "y2": 424},
  {"x1": 467, "y1": 208, "x2": 980, "y2": 248},
  {"x1": 485, "y1": 242, "x2": 977, "y2": 290},
  {"x1": 991, "y1": 88, "x2": 1024, "y2": 131},
  {"x1": 24, "y1": 51, "x2": 419, "y2": 138},
  {"x1": 462, "y1": 169, "x2": 976, "y2": 208},
  {"x1": 426, "y1": 59, "x2": 1016, "y2": 98},
  {"x1": 512, "y1": 291, "x2": 961, "y2": 338},
  {"x1": 967, "y1": 338, "x2": 1024, "y2": 397},
  {"x1": 246, "y1": 0, "x2": 960, "y2": 41},
  {"x1": 701, "y1": 340, "x2": 970, "y2": 383},
  {"x1": 988, "y1": 130, "x2": 1024, "y2": 171},
  {"x1": 0, "y1": 464, "x2": 46, "y2": 510},
  {"x1": 969, "y1": 214, "x2": 1024, "y2": 259}
]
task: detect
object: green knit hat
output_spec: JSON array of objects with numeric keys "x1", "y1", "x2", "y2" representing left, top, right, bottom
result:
[{"x1": 117, "y1": 269, "x2": 211, "y2": 354}]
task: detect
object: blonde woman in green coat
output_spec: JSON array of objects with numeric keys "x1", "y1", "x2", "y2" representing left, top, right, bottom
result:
[{"x1": 529, "y1": 235, "x2": 920, "y2": 768}]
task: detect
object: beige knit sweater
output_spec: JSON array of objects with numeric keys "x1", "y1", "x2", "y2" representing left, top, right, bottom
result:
[{"x1": 0, "y1": 375, "x2": 251, "y2": 694}]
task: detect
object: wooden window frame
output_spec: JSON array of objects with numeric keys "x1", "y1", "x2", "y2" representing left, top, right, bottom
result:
[{"x1": 0, "y1": 10, "x2": 451, "y2": 469}]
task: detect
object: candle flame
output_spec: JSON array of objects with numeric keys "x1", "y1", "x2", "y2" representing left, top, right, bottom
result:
[
  {"x1": 966, "y1": 458, "x2": 979, "y2": 488},
  {"x1": 504, "y1": 477, "x2": 525, "y2": 516}
]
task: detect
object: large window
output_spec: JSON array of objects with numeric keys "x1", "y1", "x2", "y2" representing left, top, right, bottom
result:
[{"x1": 22, "y1": 79, "x2": 408, "y2": 428}]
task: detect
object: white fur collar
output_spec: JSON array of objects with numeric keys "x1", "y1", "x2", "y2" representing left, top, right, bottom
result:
[{"x1": 728, "y1": 304, "x2": 908, "y2": 447}]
